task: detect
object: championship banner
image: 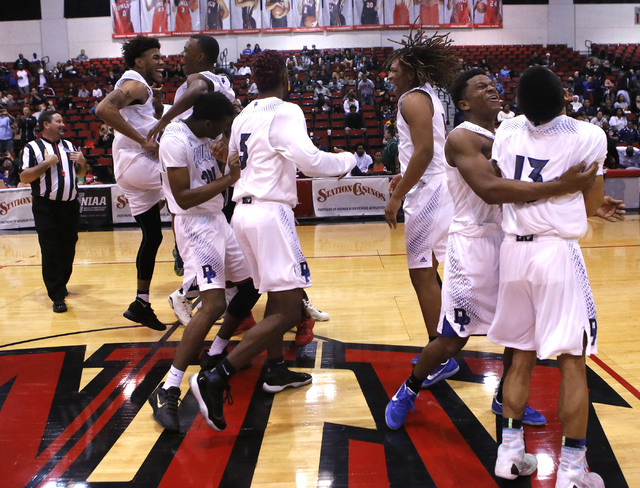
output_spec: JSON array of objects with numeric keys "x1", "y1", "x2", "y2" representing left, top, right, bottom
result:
[
  {"x1": 0, "y1": 188, "x2": 34, "y2": 230},
  {"x1": 110, "y1": 185, "x2": 173, "y2": 224},
  {"x1": 311, "y1": 177, "x2": 389, "y2": 217}
]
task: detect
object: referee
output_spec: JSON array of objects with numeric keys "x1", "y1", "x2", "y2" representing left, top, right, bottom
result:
[{"x1": 20, "y1": 110, "x2": 87, "y2": 313}]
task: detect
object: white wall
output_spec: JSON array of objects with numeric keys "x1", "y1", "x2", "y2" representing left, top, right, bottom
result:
[{"x1": 1, "y1": 4, "x2": 638, "y2": 66}]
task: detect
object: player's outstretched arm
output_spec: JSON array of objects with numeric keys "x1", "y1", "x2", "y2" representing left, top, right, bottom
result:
[{"x1": 447, "y1": 129, "x2": 598, "y2": 204}]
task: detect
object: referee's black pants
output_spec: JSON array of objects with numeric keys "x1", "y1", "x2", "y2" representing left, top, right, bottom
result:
[{"x1": 32, "y1": 196, "x2": 80, "y2": 302}]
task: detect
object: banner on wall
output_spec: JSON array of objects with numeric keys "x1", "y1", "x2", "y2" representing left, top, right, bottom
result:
[
  {"x1": 111, "y1": 185, "x2": 173, "y2": 224},
  {"x1": 311, "y1": 177, "x2": 389, "y2": 217},
  {"x1": 112, "y1": 0, "x2": 502, "y2": 37},
  {"x1": 0, "y1": 190, "x2": 34, "y2": 230}
]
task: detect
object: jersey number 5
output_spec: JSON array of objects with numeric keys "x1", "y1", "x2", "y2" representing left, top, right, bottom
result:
[{"x1": 239, "y1": 133, "x2": 251, "y2": 169}]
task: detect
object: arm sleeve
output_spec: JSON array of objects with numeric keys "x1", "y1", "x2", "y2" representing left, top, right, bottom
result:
[{"x1": 270, "y1": 104, "x2": 356, "y2": 177}]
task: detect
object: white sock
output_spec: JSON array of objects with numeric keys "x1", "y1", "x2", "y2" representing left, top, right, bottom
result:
[
  {"x1": 163, "y1": 365, "x2": 184, "y2": 389},
  {"x1": 501, "y1": 427, "x2": 524, "y2": 449},
  {"x1": 208, "y1": 336, "x2": 230, "y2": 356},
  {"x1": 137, "y1": 293, "x2": 150, "y2": 303}
]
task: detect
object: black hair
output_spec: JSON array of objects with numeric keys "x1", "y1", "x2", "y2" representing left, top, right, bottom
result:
[
  {"x1": 191, "y1": 91, "x2": 235, "y2": 121},
  {"x1": 121, "y1": 36, "x2": 161, "y2": 70},
  {"x1": 190, "y1": 35, "x2": 220, "y2": 65},
  {"x1": 517, "y1": 66, "x2": 565, "y2": 125},
  {"x1": 38, "y1": 110, "x2": 58, "y2": 129},
  {"x1": 449, "y1": 68, "x2": 487, "y2": 110}
]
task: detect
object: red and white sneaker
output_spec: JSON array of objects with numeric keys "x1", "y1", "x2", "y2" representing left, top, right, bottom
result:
[{"x1": 295, "y1": 316, "x2": 315, "y2": 346}]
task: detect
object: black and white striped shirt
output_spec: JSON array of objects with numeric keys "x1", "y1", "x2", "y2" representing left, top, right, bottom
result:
[{"x1": 22, "y1": 137, "x2": 79, "y2": 201}]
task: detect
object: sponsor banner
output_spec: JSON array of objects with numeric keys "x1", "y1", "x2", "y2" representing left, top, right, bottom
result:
[
  {"x1": 78, "y1": 185, "x2": 112, "y2": 227},
  {"x1": 110, "y1": 185, "x2": 172, "y2": 224},
  {"x1": 312, "y1": 177, "x2": 389, "y2": 217},
  {"x1": 0, "y1": 188, "x2": 34, "y2": 230}
]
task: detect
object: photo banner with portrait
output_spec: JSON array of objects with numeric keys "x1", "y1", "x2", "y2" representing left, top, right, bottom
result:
[
  {"x1": 323, "y1": 0, "x2": 354, "y2": 31},
  {"x1": 353, "y1": 0, "x2": 384, "y2": 29},
  {"x1": 262, "y1": 0, "x2": 293, "y2": 32},
  {"x1": 472, "y1": 0, "x2": 503, "y2": 27},
  {"x1": 292, "y1": 0, "x2": 324, "y2": 31},
  {"x1": 140, "y1": 0, "x2": 172, "y2": 36},
  {"x1": 230, "y1": 0, "x2": 262, "y2": 33},
  {"x1": 171, "y1": 0, "x2": 201, "y2": 35},
  {"x1": 201, "y1": 0, "x2": 233, "y2": 33},
  {"x1": 112, "y1": 0, "x2": 142, "y2": 38}
]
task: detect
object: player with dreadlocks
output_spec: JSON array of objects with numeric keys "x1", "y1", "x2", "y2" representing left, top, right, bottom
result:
[
  {"x1": 189, "y1": 50, "x2": 356, "y2": 432},
  {"x1": 384, "y1": 31, "x2": 461, "y2": 391}
]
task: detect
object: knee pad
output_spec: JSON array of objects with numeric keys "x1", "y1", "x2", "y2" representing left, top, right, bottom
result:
[{"x1": 227, "y1": 280, "x2": 260, "y2": 320}]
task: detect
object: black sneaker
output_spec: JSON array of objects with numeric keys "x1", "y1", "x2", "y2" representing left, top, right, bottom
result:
[
  {"x1": 53, "y1": 300, "x2": 67, "y2": 313},
  {"x1": 199, "y1": 349, "x2": 228, "y2": 372},
  {"x1": 124, "y1": 298, "x2": 166, "y2": 331},
  {"x1": 262, "y1": 363, "x2": 312, "y2": 393},
  {"x1": 189, "y1": 369, "x2": 232, "y2": 432},
  {"x1": 149, "y1": 382, "x2": 181, "y2": 432}
]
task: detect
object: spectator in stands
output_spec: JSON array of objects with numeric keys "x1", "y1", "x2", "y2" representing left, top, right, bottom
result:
[
  {"x1": 382, "y1": 125, "x2": 399, "y2": 174},
  {"x1": 542, "y1": 52, "x2": 555, "y2": 68},
  {"x1": 253, "y1": 44, "x2": 262, "y2": 54},
  {"x1": 313, "y1": 93, "x2": 332, "y2": 114},
  {"x1": 63, "y1": 60, "x2": 77, "y2": 78},
  {"x1": 77, "y1": 84, "x2": 90, "y2": 98},
  {"x1": 328, "y1": 71, "x2": 343, "y2": 93},
  {"x1": 16, "y1": 66, "x2": 31, "y2": 95},
  {"x1": 618, "y1": 121, "x2": 638, "y2": 144},
  {"x1": 242, "y1": 43, "x2": 253, "y2": 55},
  {"x1": 614, "y1": 93, "x2": 629, "y2": 112},
  {"x1": 33, "y1": 102, "x2": 47, "y2": 121},
  {"x1": 76, "y1": 49, "x2": 89, "y2": 62},
  {"x1": 569, "y1": 95, "x2": 582, "y2": 113},
  {"x1": 378, "y1": 92, "x2": 394, "y2": 121},
  {"x1": 629, "y1": 93, "x2": 640, "y2": 116},
  {"x1": 51, "y1": 62, "x2": 64, "y2": 79},
  {"x1": 609, "y1": 107, "x2": 628, "y2": 131},
  {"x1": 313, "y1": 80, "x2": 331, "y2": 102},
  {"x1": 89, "y1": 100, "x2": 99, "y2": 115},
  {"x1": 342, "y1": 48, "x2": 354, "y2": 68},
  {"x1": 15, "y1": 53, "x2": 29, "y2": 70},
  {"x1": 228, "y1": 62, "x2": 238, "y2": 76},
  {"x1": 286, "y1": 53, "x2": 298, "y2": 70},
  {"x1": 18, "y1": 106, "x2": 37, "y2": 144},
  {"x1": 494, "y1": 76, "x2": 505, "y2": 95},
  {"x1": 237, "y1": 63, "x2": 251, "y2": 76},
  {"x1": 478, "y1": 58, "x2": 492, "y2": 73},
  {"x1": 344, "y1": 104, "x2": 365, "y2": 134},
  {"x1": 590, "y1": 111, "x2": 606, "y2": 127},
  {"x1": 0, "y1": 106, "x2": 15, "y2": 156},
  {"x1": 247, "y1": 80, "x2": 259, "y2": 101},
  {"x1": 29, "y1": 88, "x2": 44, "y2": 107},
  {"x1": 499, "y1": 65, "x2": 511, "y2": 80},
  {"x1": 617, "y1": 144, "x2": 640, "y2": 168},
  {"x1": 496, "y1": 103, "x2": 515, "y2": 124},
  {"x1": 528, "y1": 52, "x2": 542, "y2": 66},
  {"x1": 600, "y1": 98, "x2": 614, "y2": 117},
  {"x1": 239, "y1": 75, "x2": 251, "y2": 91},
  {"x1": 343, "y1": 90, "x2": 359, "y2": 114},
  {"x1": 290, "y1": 72, "x2": 304, "y2": 94},
  {"x1": 580, "y1": 98, "x2": 597, "y2": 119},
  {"x1": 41, "y1": 83, "x2": 55, "y2": 98},
  {"x1": 601, "y1": 121, "x2": 620, "y2": 169},
  {"x1": 616, "y1": 70, "x2": 635, "y2": 105},
  {"x1": 368, "y1": 150, "x2": 389, "y2": 175},
  {"x1": 358, "y1": 73, "x2": 375, "y2": 107},
  {"x1": 350, "y1": 143, "x2": 373, "y2": 176},
  {"x1": 92, "y1": 85, "x2": 104, "y2": 98},
  {"x1": 3, "y1": 93, "x2": 16, "y2": 107},
  {"x1": 95, "y1": 124, "x2": 114, "y2": 149}
]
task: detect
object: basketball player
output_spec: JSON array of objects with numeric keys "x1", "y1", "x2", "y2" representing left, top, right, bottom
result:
[
  {"x1": 96, "y1": 36, "x2": 166, "y2": 331},
  {"x1": 488, "y1": 67, "x2": 606, "y2": 486},
  {"x1": 360, "y1": 0, "x2": 379, "y2": 24},
  {"x1": 299, "y1": 0, "x2": 319, "y2": 26},
  {"x1": 189, "y1": 50, "x2": 356, "y2": 432},
  {"x1": 417, "y1": 0, "x2": 441, "y2": 25},
  {"x1": 393, "y1": 0, "x2": 411, "y2": 24},
  {"x1": 447, "y1": 0, "x2": 471, "y2": 24},
  {"x1": 385, "y1": 68, "x2": 597, "y2": 430},
  {"x1": 206, "y1": 0, "x2": 230, "y2": 29},
  {"x1": 328, "y1": 0, "x2": 345, "y2": 25},
  {"x1": 236, "y1": 0, "x2": 259, "y2": 28},
  {"x1": 173, "y1": 0, "x2": 194, "y2": 31},
  {"x1": 113, "y1": 0, "x2": 135, "y2": 35},
  {"x1": 146, "y1": 0, "x2": 170, "y2": 33},
  {"x1": 384, "y1": 33, "x2": 459, "y2": 386},
  {"x1": 149, "y1": 92, "x2": 262, "y2": 432},
  {"x1": 266, "y1": 0, "x2": 290, "y2": 27}
]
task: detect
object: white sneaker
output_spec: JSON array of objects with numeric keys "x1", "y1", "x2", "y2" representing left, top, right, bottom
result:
[
  {"x1": 495, "y1": 443, "x2": 537, "y2": 480},
  {"x1": 556, "y1": 448, "x2": 604, "y2": 488},
  {"x1": 168, "y1": 289, "x2": 192, "y2": 326},
  {"x1": 303, "y1": 298, "x2": 330, "y2": 321}
]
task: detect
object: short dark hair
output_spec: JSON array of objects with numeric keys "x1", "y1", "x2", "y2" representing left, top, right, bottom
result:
[
  {"x1": 252, "y1": 50, "x2": 286, "y2": 93},
  {"x1": 191, "y1": 92, "x2": 235, "y2": 121},
  {"x1": 38, "y1": 110, "x2": 58, "y2": 129},
  {"x1": 449, "y1": 68, "x2": 486, "y2": 110},
  {"x1": 190, "y1": 35, "x2": 220, "y2": 65},
  {"x1": 121, "y1": 36, "x2": 161, "y2": 70},
  {"x1": 517, "y1": 66, "x2": 565, "y2": 125}
]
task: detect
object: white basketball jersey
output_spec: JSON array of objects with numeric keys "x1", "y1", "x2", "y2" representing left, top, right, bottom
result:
[
  {"x1": 397, "y1": 82, "x2": 447, "y2": 185},
  {"x1": 159, "y1": 120, "x2": 223, "y2": 215},
  {"x1": 446, "y1": 122, "x2": 502, "y2": 237},
  {"x1": 173, "y1": 71, "x2": 236, "y2": 119},
  {"x1": 493, "y1": 115, "x2": 606, "y2": 239},
  {"x1": 112, "y1": 70, "x2": 158, "y2": 178},
  {"x1": 230, "y1": 97, "x2": 355, "y2": 207}
]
